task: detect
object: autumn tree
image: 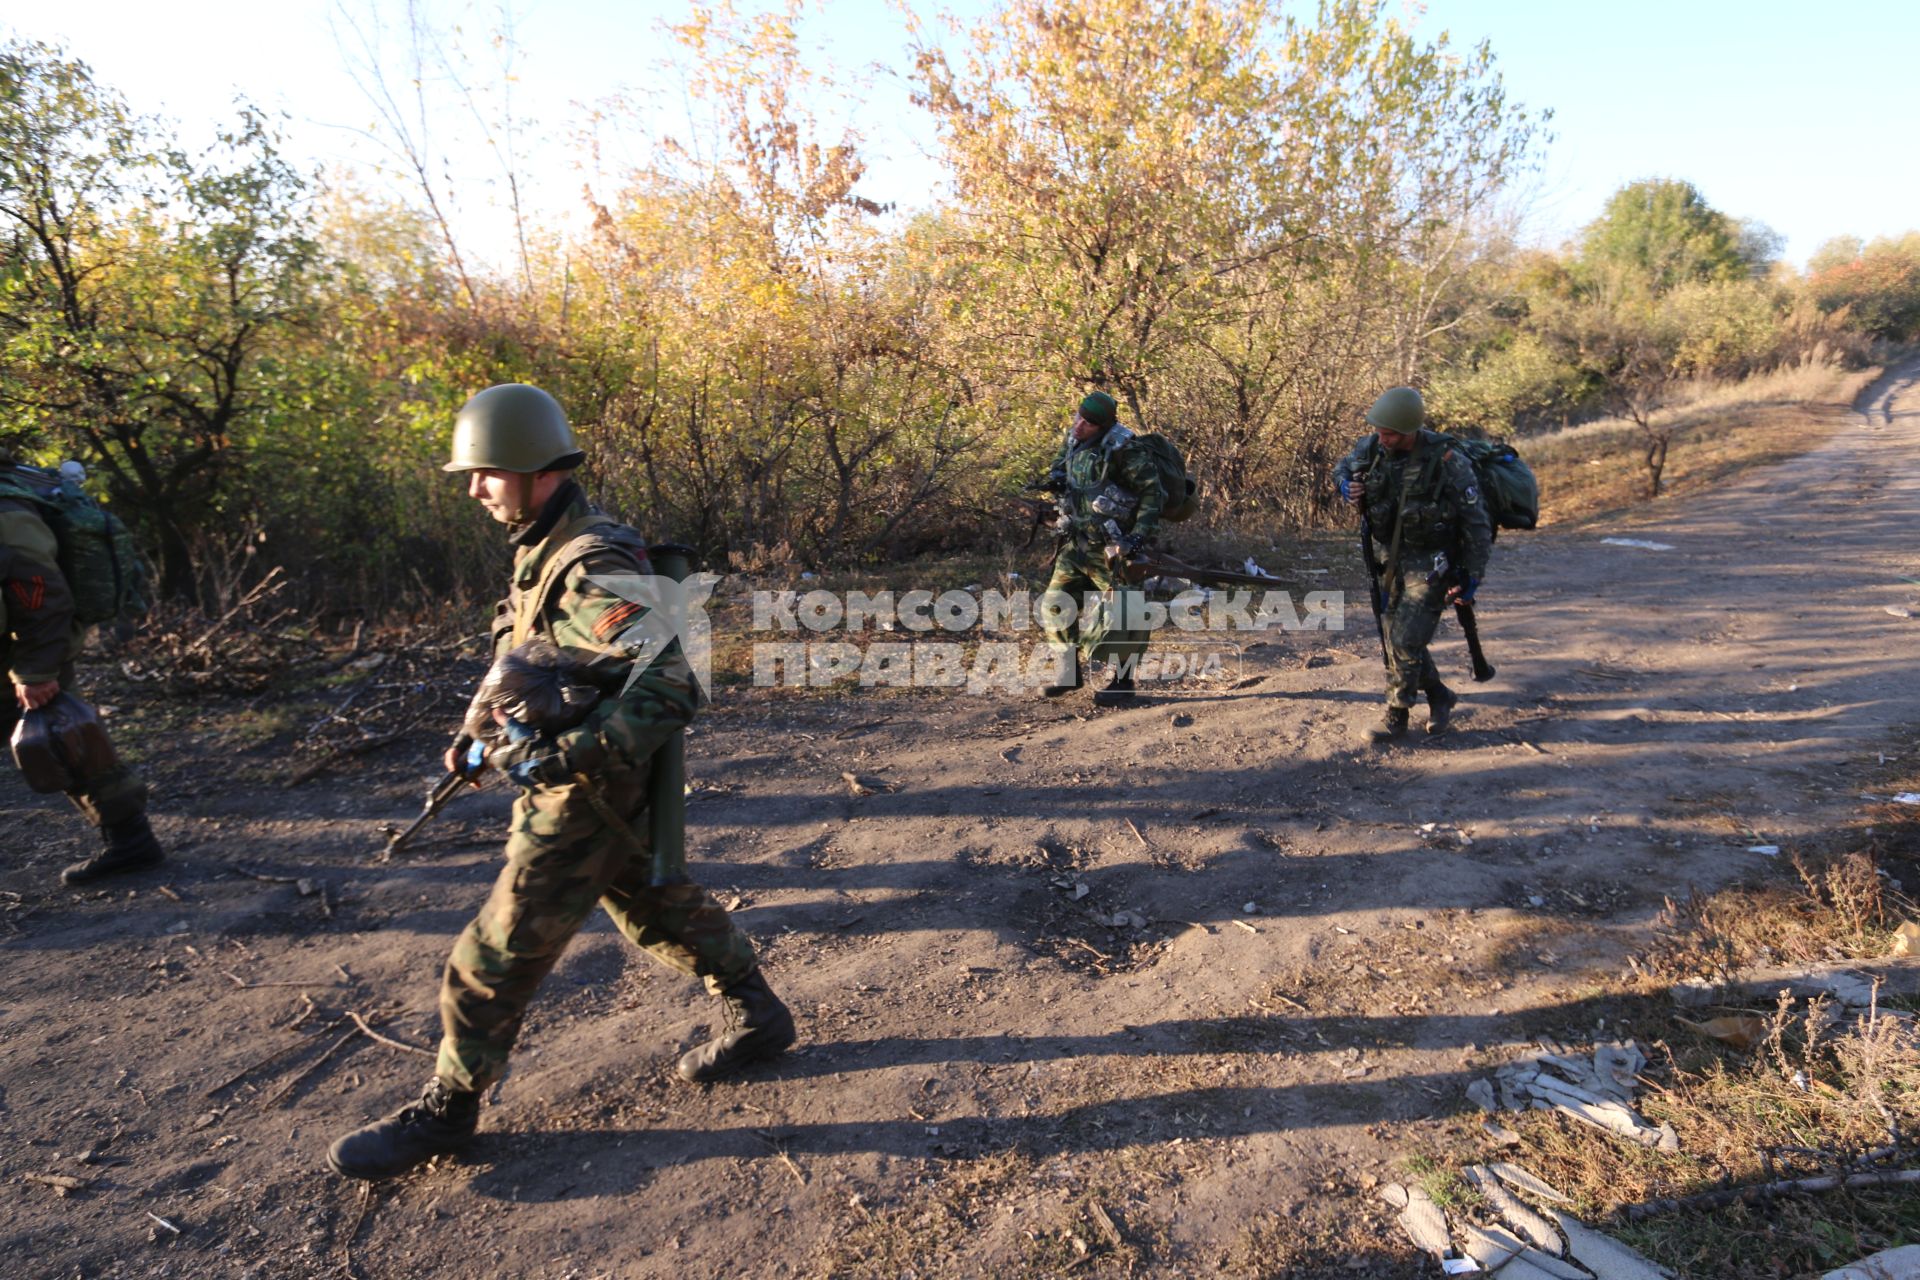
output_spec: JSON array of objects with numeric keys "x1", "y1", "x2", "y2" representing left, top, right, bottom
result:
[{"x1": 0, "y1": 40, "x2": 319, "y2": 600}]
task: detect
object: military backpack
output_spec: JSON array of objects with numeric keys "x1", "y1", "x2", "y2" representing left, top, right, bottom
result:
[
  {"x1": 1433, "y1": 435, "x2": 1539, "y2": 532},
  {"x1": 0, "y1": 464, "x2": 150, "y2": 625},
  {"x1": 1364, "y1": 433, "x2": 1538, "y2": 533},
  {"x1": 1113, "y1": 431, "x2": 1200, "y2": 523}
]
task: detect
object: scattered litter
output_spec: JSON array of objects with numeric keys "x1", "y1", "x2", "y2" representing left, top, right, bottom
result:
[
  {"x1": 1555, "y1": 1211, "x2": 1673, "y2": 1278},
  {"x1": 1440, "y1": 1260, "x2": 1482, "y2": 1276},
  {"x1": 1486, "y1": 1163, "x2": 1571, "y2": 1205},
  {"x1": 1462, "y1": 1167, "x2": 1560, "y2": 1252},
  {"x1": 1746, "y1": 844, "x2": 1780, "y2": 856},
  {"x1": 1231, "y1": 919, "x2": 1258, "y2": 934},
  {"x1": 1482, "y1": 1120, "x2": 1521, "y2": 1147},
  {"x1": 1599, "y1": 537, "x2": 1674, "y2": 551},
  {"x1": 1396, "y1": 1183, "x2": 1452, "y2": 1259},
  {"x1": 1243, "y1": 556, "x2": 1270, "y2": 578},
  {"x1": 1893, "y1": 793, "x2": 1920, "y2": 806},
  {"x1": 1893, "y1": 923, "x2": 1920, "y2": 958},
  {"x1": 1671, "y1": 958, "x2": 1915, "y2": 1009},
  {"x1": 1242, "y1": 901, "x2": 1258, "y2": 914},
  {"x1": 1886, "y1": 606, "x2": 1914, "y2": 620}
]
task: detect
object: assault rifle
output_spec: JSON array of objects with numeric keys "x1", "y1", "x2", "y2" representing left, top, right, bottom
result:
[
  {"x1": 1425, "y1": 551, "x2": 1496, "y2": 683},
  {"x1": 382, "y1": 740, "x2": 486, "y2": 860},
  {"x1": 1356, "y1": 507, "x2": 1391, "y2": 670}
]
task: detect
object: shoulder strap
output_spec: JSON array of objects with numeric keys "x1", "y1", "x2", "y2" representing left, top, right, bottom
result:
[
  {"x1": 1382, "y1": 437, "x2": 1421, "y2": 602},
  {"x1": 511, "y1": 513, "x2": 619, "y2": 647}
]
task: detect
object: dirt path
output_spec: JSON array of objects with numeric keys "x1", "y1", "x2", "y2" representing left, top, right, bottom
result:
[{"x1": 3, "y1": 369, "x2": 1918, "y2": 1278}]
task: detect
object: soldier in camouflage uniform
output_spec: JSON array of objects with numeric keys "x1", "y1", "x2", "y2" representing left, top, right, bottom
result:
[
  {"x1": 328, "y1": 385, "x2": 793, "y2": 1181},
  {"x1": 0, "y1": 464, "x2": 163, "y2": 883},
  {"x1": 1333, "y1": 387, "x2": 1492, "y2": 744},
  {"x1": 1036, "y1": 392, "x2": 1167, "y2": 707}
]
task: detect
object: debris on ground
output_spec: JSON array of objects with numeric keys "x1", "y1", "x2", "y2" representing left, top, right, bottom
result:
[
  {"x1": 1384, "y1": 1162, "x2": 1675, "y2": 1278},
  {"x1": 1473, "y1": 1038, "x2": 1679, "y2": 1151},
  {"x1": 1822, "y1": 1244, "x2": 1920, "y2": 1280}
]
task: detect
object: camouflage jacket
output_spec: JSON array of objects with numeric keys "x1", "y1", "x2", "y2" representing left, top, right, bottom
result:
[
  {"x1": 484, "y1": 481, "x2": 699, "y2": 776},
  {"x1": 1335, "y1": 429, "x2": 1493, "y2": 581},
  {"x1": 1046, "y1": 424, "x2": 1167, "y2": 544},
  {"x1": 0, "y1": 495, "x2": 81, "y2": 685}
]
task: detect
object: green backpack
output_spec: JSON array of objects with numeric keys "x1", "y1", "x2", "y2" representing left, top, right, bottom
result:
[
  {"x1": 1118, "y1": 431, "x2": 1200, "y2": 523},
  {"x1": 1426, "y1": 434, "x2": 1539, "y2": 532},
  {"x1": 0, "y1": 464, "x2": 150, "y2": 625}
]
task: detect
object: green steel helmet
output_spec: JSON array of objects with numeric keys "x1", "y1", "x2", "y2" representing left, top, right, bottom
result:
[
  {"x1": 443, "y1": 383, "x2": 585, "y2": 474},
  {"x1": 1365, "y1": 386, "x2": 1426, "y2": 435}
]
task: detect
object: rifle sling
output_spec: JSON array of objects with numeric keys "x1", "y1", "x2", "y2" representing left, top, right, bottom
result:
[{"x1": 1380, "y1": 437, "x2": 1421, "y2": 607}]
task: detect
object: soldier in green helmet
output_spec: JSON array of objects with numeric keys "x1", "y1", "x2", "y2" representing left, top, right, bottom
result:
[
  {"x1": 327, "y1": 383, "x2": 794, "y2": 1181},
  {"x1": 1033, "y1": 391, "x2": 1168, "y2": 707},
  {"x1": 0, "y1": 454, "x2": 163, "y2": 884},
  {"x1": 1333, "y1": 386, "x2": 1492, "y2": 744}
]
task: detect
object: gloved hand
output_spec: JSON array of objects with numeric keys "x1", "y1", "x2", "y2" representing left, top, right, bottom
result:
[
  {"x1": 490, "y1": 720, "x2": 573, "y2": 790},
  {"x1": 1446, "y1": 574, "x2": 1479, "y2": 606},
  {"x1": 1336, "y1": 475, "x2": 1351, "y2": 502},
  {"x1": 1117, "y1": 531, "x2": 1147, "y2": 557}
]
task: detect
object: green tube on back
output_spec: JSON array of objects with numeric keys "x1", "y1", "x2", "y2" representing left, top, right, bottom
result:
[{"x1": 645, "y1": 544, "x2": 695, "y2": 885}]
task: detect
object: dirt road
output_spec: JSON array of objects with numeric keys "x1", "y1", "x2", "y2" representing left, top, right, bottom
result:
[{"x1": 3, "y1": 368, "x2": 1917, "y2": 1277}]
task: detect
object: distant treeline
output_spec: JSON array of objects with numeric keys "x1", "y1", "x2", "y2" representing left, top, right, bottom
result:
[{"x1": 3, "y1": 1, "x2": 1915, "y2": 616}]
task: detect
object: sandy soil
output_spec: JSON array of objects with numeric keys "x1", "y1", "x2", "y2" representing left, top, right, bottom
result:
[{"x1": 3, "y1": 364, "x2": 1918, "y2": 1279}]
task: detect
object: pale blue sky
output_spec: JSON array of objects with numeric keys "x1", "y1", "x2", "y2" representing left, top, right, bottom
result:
[{"x1": 6, "y1": 0, "x2": 1913, "y2": 268}]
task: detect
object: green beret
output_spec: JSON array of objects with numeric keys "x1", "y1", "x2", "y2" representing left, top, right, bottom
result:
[{"x1": 1078, "y1": 391, "x2": 1117, "y2": 428}]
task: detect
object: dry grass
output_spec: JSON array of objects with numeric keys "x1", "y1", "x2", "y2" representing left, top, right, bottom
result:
[
  {"x1": 1526, "y1": 359, "x2": 1883, "y2": 527},
  {"x1": 1422, "y1": 821, "x2": 1920, "y2": 1279}
]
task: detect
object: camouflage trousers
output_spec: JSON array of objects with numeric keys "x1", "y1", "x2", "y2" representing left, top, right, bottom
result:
[
  {"x1": 1380, "y1": 571, "x2": 1452, "y2": 710},
  {"x1": 0, "y1": 657, "x2": 149, "y2": 828},
  {"x1": 1043, "y1": 544, "x2": 1152, "y2": 671},
  {"x1": 436, "y1": 756, "x2": 758, "y2": 1093}
]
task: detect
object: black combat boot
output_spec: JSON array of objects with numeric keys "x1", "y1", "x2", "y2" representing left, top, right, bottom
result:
[
  {"x1": 677, "y1": 969, "x2": 797, "y2": 1083},
  {"x1": 1366, "y1": 707, "x2": 1411, "y2": 745},
  {"x1": 1426, "y1": 684, "x2": 1458, "y2": 735},
  {"x1": 327, "y1": 1077, "x2": 479, "y2": 1180},
  {"x1": 1042, "y1": 650, "x2": 1082, "y2": 697},
  {"x1": 62, "y1": 814, "x2": 165, "y2": 885},
  {"x1": 1092, "y1": 675, "x2": 1136, "y2": 707}
]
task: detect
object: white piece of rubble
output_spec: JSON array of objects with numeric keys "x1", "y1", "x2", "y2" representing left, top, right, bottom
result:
[
  {"x1": 1486, "y1": 1163, "x2": 1571, "y2": 1204},
  {"x1": 1463, "y1": 1166, "x2": 1562, "y2": 1252},
  {"x1": 1554, "y1": 1212, "x2": 1673, "y2": 1279},
  {"x1": 1459, "y1": 1223, "x2": 1521, "y2": 1271},
  {"x1": 1378, "y1": 1182, "x2": 1411, "y2": 1210},
  {"x1": 1822, "y1": 1244, "x2": 1920, "y2": 1280},
  {"x1": 1467, "y1": 1079, "x2": 1498, "y2": 1112},
  {"x1": 1599, "y1": 538, "x2": 1674, "y2": 551},
  {"x1": 1483, "y1": 1120, "x2": 1522, "y2": 1147},
  {"x1": 1399, "y1": 1184, "x2": 1453, "y2": 1259}
]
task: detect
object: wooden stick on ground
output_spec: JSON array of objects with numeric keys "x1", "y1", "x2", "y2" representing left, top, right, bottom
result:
[
  {"x1": 261, "y1": 1027, "x2": 362, "y2": 1107},
  {"x1": 204, "y1": 1019, "x2": 348, "y2": 1097},
  {"x1": 346, "y1": 1011, "x2": 434, "y2": 1059},
  {"x1": 1613, "y1": 1167, "x2": 1920, "y2": 1221}
]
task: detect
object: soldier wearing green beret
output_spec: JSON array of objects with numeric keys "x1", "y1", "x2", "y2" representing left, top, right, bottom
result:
[
  {"x1": 1034, "y1": 391, "x2": 1167, "y2": 707},
  {"x1": 0, "y1": 459, "x2": 162, "y2": 884},
  {"x1": 327, "y1": 384, "x2": 793, "y2": 1181},
  {"x1": 1333, "y1": 387, "x2": 1492, "y2": 743}
]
